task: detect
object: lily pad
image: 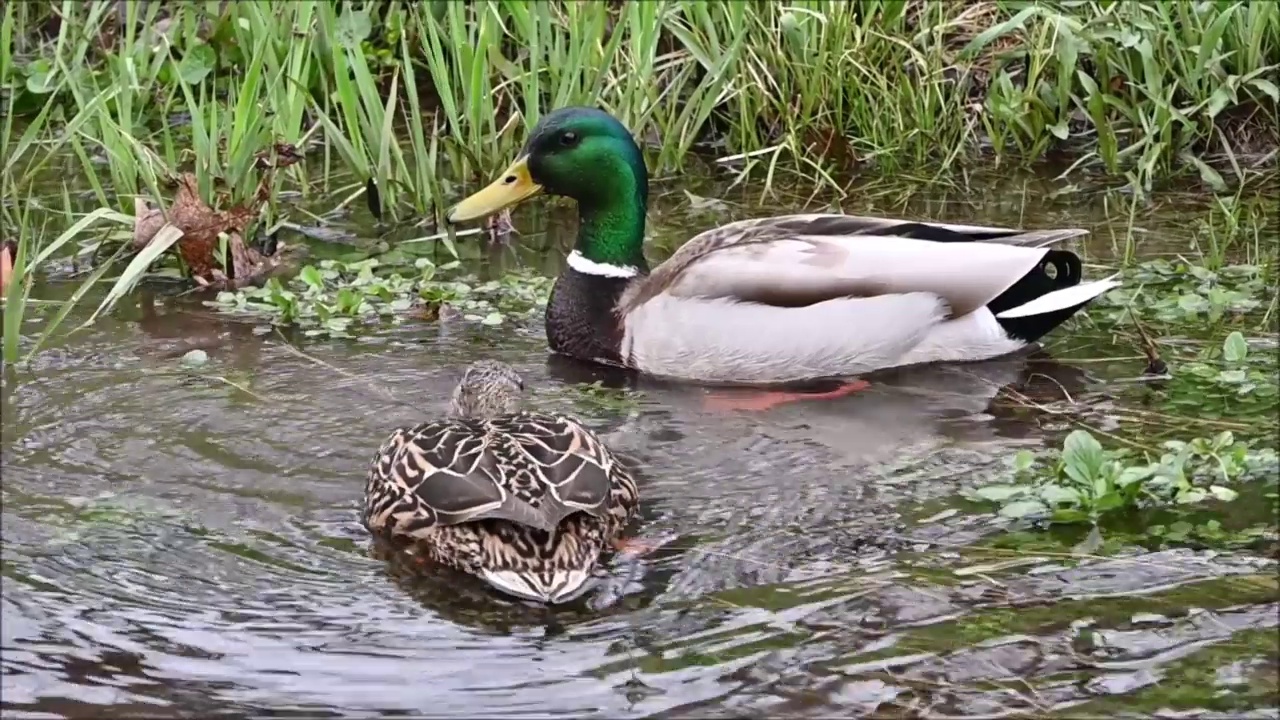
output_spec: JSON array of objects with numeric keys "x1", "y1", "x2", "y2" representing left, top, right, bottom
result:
[{"x1": 180, "y1": 349, "x2": 209, "y2": 368}]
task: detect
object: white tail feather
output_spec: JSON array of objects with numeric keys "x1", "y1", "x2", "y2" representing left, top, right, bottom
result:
[
  {"x1": 995, "y1": 275, "x2": 1122, "y2": 319},
  {"x1": 479, "y1": 568, "x2": 595, "y2": 604}
]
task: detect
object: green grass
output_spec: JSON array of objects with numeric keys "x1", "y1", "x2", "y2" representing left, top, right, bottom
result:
[{"x1": 6, "y1": 2, "x2": 1278, "y2": 194}]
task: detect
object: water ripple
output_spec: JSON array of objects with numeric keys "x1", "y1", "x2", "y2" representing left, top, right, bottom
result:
[{"x1": 3, "y1": 297, "x2": 1273, "y2": 717}]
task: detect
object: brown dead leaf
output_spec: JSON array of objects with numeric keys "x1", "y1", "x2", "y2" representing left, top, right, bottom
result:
[
  {"x1": 802, "y1": 124, "x2": 857, "y2": 171},
  {"x1": 130, "y1": 173, "x2": 281, "y2": 288},
  {"x1": 412, "y1": 300, "x2": 441, "y2": 322},
  {"x1": 191, "y1": 236, "x2": 300, "y2": 292},
  {"x1": 254, "y1": 143, "x2": 305, "y2": 171},
  {"x1": 411, "y1": 300, "x2": 464, "y2": 323},
  {"x1": 225, "y1": 231, "x2": 278, "y2": 290},
  {"x1": 168, "y1": 174, "x2": 231, "y2": 280},
  {"x1": 132, "y1": 196, "x2": 167, "y2": 251},
  {"x1": 485, "y1": 208, "x2": 517, "y2": 245}
]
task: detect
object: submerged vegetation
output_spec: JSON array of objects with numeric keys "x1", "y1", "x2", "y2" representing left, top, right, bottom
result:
[{"x1": 968, "y1": 247, "x2": 1279, "y2": 546}]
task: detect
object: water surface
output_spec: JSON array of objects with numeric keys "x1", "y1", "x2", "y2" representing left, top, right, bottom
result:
[{"x1": 3, "y1": 171, "x2": 1277, "y2": 718}]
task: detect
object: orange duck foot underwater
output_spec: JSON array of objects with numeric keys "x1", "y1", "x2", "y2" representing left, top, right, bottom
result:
[
  {"x1": 611, "y1": 535, "x2": 666, "y2": 557},
  {"x1": 702, "y1": 379, "x2": 872, "y2": 413}
]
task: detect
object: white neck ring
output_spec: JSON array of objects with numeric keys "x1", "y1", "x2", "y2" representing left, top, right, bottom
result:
[{"x1": 566, "y1": 250, "x2": 639, "y2": 279}]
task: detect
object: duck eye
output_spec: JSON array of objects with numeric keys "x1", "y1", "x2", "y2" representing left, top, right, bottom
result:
[{"x1": 559, "y1": 131, "x2": 579, "y2": 147}]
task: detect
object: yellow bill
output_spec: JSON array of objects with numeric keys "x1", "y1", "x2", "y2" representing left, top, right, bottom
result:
[{"x1": 447, "y1": 155, "x2": 543, "y2": 223}]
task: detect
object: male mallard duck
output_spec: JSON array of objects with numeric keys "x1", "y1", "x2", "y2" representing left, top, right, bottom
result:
[
  {"x1": 362, "y1": 360, "x2": 640, "y2": 604},
  {"x1": 446, "y1": 107, "x2": 1120, "y2": 410}
]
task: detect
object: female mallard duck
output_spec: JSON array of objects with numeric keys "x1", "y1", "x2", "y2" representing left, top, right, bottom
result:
[
  {"x1": 446, "y1": 107, "x2": 1121, "y2": 409},
  {"x1": 363, "y1": 360, "x2": 640, "y2": 604}
]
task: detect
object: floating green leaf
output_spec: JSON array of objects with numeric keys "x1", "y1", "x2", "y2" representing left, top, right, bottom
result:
[
  {"x1": 1012, "y1": 449, "x2": 1036, "y2": 471},
  {"x1": 1062, "y1": 430, "x2": 1105, "y2": 484},
  {"x1": 206, "y1": 257, "x2": 553, "y2": 339},
  {"x1": 972, "y1": 485, "x2": 1027, "y2": 502},
  {"x1": 1040, "y1": 484, "x2": 1081, "y2": 505},
  {"x1": 1208, "y1": 485, "x2": 1239, "y2": 502},
  {"x1": 999, "y1": 500, "x2": 1049, "y2": 519},
  {"x1": 1223, "y1": 331, "x2": 1248, "y2": 362}
]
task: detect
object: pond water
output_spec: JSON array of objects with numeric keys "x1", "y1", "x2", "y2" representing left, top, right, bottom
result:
[{"x1": 2, "y1": 169, "x2": 1277, "y2": 718}]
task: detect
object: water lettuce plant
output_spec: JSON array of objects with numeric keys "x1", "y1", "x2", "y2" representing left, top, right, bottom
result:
[
  {"x1": 971, "y1": 429, "x2": 1278, "y2": 526},
  {"x1": 206, "y1": 257, "x2": 554, "y2": 338}
]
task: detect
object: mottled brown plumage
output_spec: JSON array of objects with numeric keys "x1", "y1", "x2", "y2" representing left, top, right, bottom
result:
[{"x1": 362, "y1": 361, "x2": 639, "y2": 604}]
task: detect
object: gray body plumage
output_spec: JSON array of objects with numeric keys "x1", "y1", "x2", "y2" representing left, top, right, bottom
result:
[{"x1": 601, "y1": 213, "x2": 1120, "y2": 384}]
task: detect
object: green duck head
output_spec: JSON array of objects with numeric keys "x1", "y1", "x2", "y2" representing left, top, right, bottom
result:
[{"x1": 448, "y1": 107, "x2": 649, "y2": 270}]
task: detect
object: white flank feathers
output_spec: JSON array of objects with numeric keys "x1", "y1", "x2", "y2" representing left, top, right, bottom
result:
[
  {"x1": 623, "y1": 292, "x2": 949, "y2": 384},
  {"x1": 897, "y1": 307, "x2": 1025, "y2": 366}
]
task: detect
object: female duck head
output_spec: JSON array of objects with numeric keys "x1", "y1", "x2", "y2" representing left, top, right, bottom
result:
[
  {"x1": 449, "y1": 360, "x2": 525, "y2": 419},
  {"x1": 447, "y1": 107, "x2": 649, "y2": 270}
]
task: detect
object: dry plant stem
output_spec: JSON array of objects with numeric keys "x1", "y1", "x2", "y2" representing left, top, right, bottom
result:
[{"x1": 272, "y1": 331, "x2": 421, "y2": 413}]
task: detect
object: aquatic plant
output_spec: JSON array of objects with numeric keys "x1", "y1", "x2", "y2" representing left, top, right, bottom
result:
[
  {"x1": 1101, "y1": 259, "x2": 1272, "y2": 326},
  {"x1": 205, "y1": 256, "x2": 555, "y2": 338},
  {"x1": 1096, "y1": 259, "x2": 1278, "y2": 422},
  {"x1": 971, "y1": 429, "x2": 1278, "y2": 526},
  {"x1": 563, "y1": 381, "x2": 643, "y2": 416},
  {"x1": 0, "y1": 198, "x2": 139, "y2": 365}
]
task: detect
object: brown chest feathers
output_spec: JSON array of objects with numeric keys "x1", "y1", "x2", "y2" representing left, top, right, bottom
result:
[{"x1": 544, "y1": 268, "x2": 632, "y2": 367}]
